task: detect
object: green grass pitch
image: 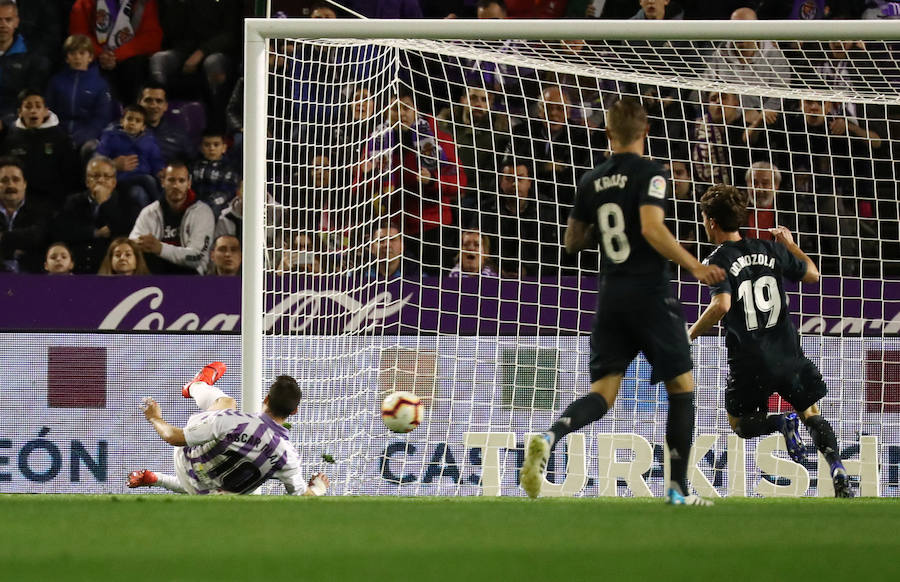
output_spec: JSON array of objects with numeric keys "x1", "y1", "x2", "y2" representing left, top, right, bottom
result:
[{"x1": 1, "y1": 495, "x2": 898, "y2": 582}]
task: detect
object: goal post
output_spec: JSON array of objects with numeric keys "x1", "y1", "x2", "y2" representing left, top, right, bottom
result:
[{"x1": 242, "y1": 18, "x2": 900, "y2": 496}]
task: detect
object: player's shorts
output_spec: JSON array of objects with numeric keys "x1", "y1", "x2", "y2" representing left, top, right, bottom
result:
[
  {"x1": 725, "y1": 357, "x2": 828, "y2": 417},
  {"x1": 171, "y1": 411, "x2": 219, "y2": 495},
  {"x1": 172, "y1": 447, "x2": 201, "y2": 495},
  {"x1": 589, "y1": 284, "x2": 692, "y2": 384}
]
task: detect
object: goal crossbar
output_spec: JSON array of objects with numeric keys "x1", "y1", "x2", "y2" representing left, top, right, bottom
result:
[{"x1": 245, "y1": 18, "x2": 900, "y2": 42}]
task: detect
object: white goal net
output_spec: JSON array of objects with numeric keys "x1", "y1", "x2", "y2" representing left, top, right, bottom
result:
[{"x1": 244, "y1": 19, "x2": 900, "y2": 497}]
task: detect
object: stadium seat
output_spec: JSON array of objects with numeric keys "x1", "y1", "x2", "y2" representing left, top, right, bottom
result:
[{"x1": 165, "y1": 100, "x2": 207, "y2": 148}]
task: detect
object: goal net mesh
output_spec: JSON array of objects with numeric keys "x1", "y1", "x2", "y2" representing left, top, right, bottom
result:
[{"x1": 257, "y1": 34, "x2": 900, "y2": 497}]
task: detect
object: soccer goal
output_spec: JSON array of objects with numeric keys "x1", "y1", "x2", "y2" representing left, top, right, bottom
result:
[{"x1": 242, "y1": 18, "x2": 900, "y2": 497}]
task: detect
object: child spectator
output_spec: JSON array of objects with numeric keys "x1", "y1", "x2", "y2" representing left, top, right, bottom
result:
[
  {"x1": 0, "y1": 89, "x2": 77, "y2": 208},
  {"x1": 190, "y1": 129, "x2": 239, "y2": 217},
  {"x1": 97, "y1": 236, "x2": 149, "y2": 275},
  {"x1": 69, "y1": 0, "x2": 163, "y2": 106},
  {"x1": 44, "y1": 242, "x2": 75, "y2": 274},
  {"x1": 46, "y1": 34, "x2": 113, "y2": 158},
  {"x1": 96, "y1": 103, "x2": 164, "y2": 208},
  {"x1": 449, "y1": 229, "x2": 498, "y2": 277}
]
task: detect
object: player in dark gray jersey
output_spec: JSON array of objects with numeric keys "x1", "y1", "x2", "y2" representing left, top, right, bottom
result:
[
  {"x1": 689, "y1": 185, "x2": 851, "y2": 497},
  {"x1": 521, "y1": 98, "x2": 726, "y2": 505}
]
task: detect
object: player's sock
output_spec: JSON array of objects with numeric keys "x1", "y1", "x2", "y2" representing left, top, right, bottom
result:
[
  {"x1": 666, "y1": 391, "x2": 695, "y2": 495},
  {"x1": 547, "y1": 392, "x2": 608, "y2": 450},
  {"x1": 187, "y1": 381, "x2": 229, "y2": 410},
  {"x1": 734, "y1": 412, "x2": 783, "y2": 438},
  {"x1": 153, "y1": 473, "x2": 188, "y2": 493},
  {"x1": 805, "y1": 414, "x2": 842, "y2": 467}
]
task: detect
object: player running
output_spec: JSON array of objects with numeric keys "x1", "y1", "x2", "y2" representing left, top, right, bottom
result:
[
  {"x1": 127, "y1": 362, "x2": 329, "y2": 496},
  {"x1": 688, "y1": 185, "x2": 852, "y2": 498},
  {"x1": 521, "y1": 98, "x2": 725, "y2": 505}
]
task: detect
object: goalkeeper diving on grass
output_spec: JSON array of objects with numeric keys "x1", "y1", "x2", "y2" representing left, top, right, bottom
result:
[
  {"x1": 688, "y1": 185, "x2": 852, "y2": 498},
  {"x1": 127, "y1": 363, "x2": 330, "y2": 496},
  {"x1": 521, "y1": 98, "x2": 726, "y2": 505}
]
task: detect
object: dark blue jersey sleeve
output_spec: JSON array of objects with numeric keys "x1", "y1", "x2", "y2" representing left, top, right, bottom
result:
[
  {"x1": 772, "y1": 242, "x2": 808, "y2": 282},
  {"x1": 704, "y1": 249, "x2": 733, "y2": 296},
  {"x1": 638, "y1": 171, "x2": 669, "y2": 211},
  {"x1": 569, "y1": 177, "x2": 595, "y2": 225}
]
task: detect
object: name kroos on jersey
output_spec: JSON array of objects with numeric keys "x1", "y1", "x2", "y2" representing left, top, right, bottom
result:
[{"x1": 593, "y1": 174, "x2": 628, "y2": 191}]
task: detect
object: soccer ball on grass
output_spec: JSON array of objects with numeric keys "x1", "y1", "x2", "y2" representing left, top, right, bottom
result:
[{"x1": 381, "y1": 391, "x2": 422, "y2": 433}]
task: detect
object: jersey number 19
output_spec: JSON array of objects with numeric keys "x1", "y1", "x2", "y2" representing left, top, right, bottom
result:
[{"x1": 736, "y1": 275, "x2": 782, "y2": 330}]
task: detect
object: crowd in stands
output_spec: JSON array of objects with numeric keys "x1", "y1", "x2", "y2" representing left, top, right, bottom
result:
[{"x1": 0, "y1": 0, "x2": 897, "y2": 279}]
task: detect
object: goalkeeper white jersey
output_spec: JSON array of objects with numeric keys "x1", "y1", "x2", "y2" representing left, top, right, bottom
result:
[{"x1": 173, "y1": 409, "x2": 308, "y2": 495}]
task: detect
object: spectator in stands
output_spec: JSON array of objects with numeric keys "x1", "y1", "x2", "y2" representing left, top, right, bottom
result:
[
  {"x1": 787, "y1": 99, "x2": 883, "y2": 275},
  {"x1": 789, "y1": 98, "x2": 883, "y2": 196},
  {"x1": 503, "y1": 0, "x2": 566, "y2": 18},
  {"x1": 449, "y1": 229, "x2": 498, "y2": 277},
  {"x1": 0, "y1": 89, "x2": 78, "y2": 208},
  {"x1": 0, "y1": 0, "x2": 49, "y2": 123},
  {"x1": 277, "y1": 231, "x2": 323, "y2": 274},
  {"x1": 214, "y1": 178, "x2": 242, "y2": 242},
  {"x1": 54, "y1": 155, "x2": 140, "y2": 273},
  {"x1": 567, "y1": 0, "x2": 659, "y2": 18},
  {"x1": 98, "y1": 236, "x2": 150, "y2": 275},
  {"x1": 44, "y1": 242, "x2": 75, "y2": 275},
  {"x1": 46, "y1": 34, "x2": 114, "y2": 157},
  {"x1": 150, "y1": 0, "x2": 241, "y2": 124},
  {"x1": 308, "y1": 2, "x2": 338, "y2": 19},
  {"x1": 462, "y1": 2, "x2": 540, "y2": 116},
  {"x1": 190, "y1": 129, "x2": 239, "y2": 217},
  {"x1": 665, "y1": 158, "x2": 701, "y2": 258},
  {"x1": 394, "y1": 89, "x2": 464, "y2": 274},
  {"x1": 343, "y1": 0, "x2": 423, "y2": 18},
  {"x1": 15, "y1": 1, "x2": 66, "y2": 70},
  {"x1": 69, "y1": 0, "x2": 163, "y2": 106},
  {"x1": 138, "y1": 82, "x2": 196, "y2": 163},
  {"x1": 129, "y1": 160, "x2": 214, "y2": 274},
  {"x1": 223, "y1": 76, "x2": 244, "y2": 167},
  {"x1": 302, "y1": 151, "x2": 354, "y2": 263},
  {"x1": 96, "y1": 103, "x2": 164, "y2": 208},
  {"x1": 477, "y1": 0, "x2": 506, "y2": 18},
  {"x1": 864, "y1": 1, "x2": 900, "y2": 18},
  {"x1": 437, "y1": 87, "x2": 512, "y2": 208},
  {"x1": 214, "y1": 180, "x2": 287, "y2": 250},
  {"x1": 293, "y1": 7, "x2": 376, "y2": 154},
  {"x1": 743, "y1": 161, "x2": 785, "y2": 241},
  {"x1": 206, "y1": 234, "x2": 241, "y2": 276},
  {"x1": 0, "y1": 156, "x2": 50, "y2": 273},
  {"x1": 705, "y1": 8, "x2": 792, "y2": 112},
  {"x1": 642, "y1": 83, "x2": 691, "y2": 160},
  {"x1": 757, "y1": 0, "x2": 830, "y2": 19},
  {"x1": 353, "y1": 89, "x2": 399, "y2": 222},
  {"x1": 688, "y1": 91, "x2": 753, "y2": 192},
  {"x1": 476, "y1": 160, "x2": 559, "y2": 278},
  {"x1": 815, "y1": 41, "x2": 869, "y2": 116},
  {"x1": 631, "y1": 0, "x2": 685, "y2": 19},
  {"x1": 365, "y1": 221, "x2": 417, "y2": 280},
  {"x1": 511, "y1": 84, "x2": 597, "y2": 220}
]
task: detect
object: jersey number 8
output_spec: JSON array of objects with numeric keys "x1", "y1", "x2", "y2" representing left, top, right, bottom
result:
[{"x1": 597, "y1": 203, "x2": 631, "y2": 263}]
